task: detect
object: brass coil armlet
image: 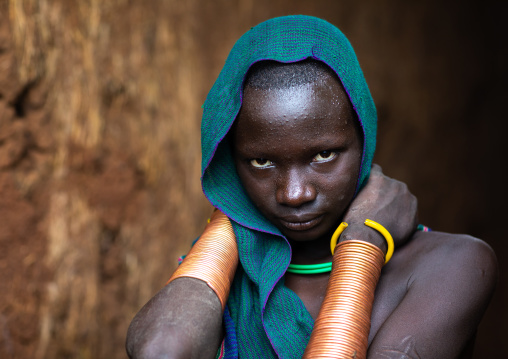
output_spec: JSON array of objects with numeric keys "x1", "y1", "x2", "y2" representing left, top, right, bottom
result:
[
  {"x1": 167, "y1": 210, "x2": 238, "y2": 310},
  {"x1": 303, "y1": 240, "x2": 384, "y2": 359}
]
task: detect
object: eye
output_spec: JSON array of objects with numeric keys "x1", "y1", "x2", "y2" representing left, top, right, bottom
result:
[
  {"x1": 313, "y1": 151, "x2": 336, "y2": 162},
  {"x1": 250, "y1": 158, "x2": 273, "y2": 168}
]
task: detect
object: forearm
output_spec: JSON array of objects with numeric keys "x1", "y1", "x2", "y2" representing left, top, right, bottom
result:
[{"x1": 126, "y1": 278, "x2": 224, "y2": 359}]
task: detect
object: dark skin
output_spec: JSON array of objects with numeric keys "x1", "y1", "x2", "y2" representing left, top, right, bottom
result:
[{"x1": 126, "y1": 71, "x2": 497, "y2": 359}]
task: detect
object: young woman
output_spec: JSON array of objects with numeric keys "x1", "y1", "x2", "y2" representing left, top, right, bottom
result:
[{"x1": 126, "y1": 15, "x2": 497, "y2": 359}]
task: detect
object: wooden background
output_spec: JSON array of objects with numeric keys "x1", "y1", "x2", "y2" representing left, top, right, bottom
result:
[{"x1": 0, "y1": 0, "x2": 506, "y2": 358}]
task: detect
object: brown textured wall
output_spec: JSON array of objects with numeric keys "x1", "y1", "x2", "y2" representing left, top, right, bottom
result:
[{"x1": 0, "y1": 0, "x2": 506, "y2": 358}]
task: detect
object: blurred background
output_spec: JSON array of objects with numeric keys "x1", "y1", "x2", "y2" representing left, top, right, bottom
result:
[{"x1": 0, "y1": 0, "x2": 506, "y2": 358}]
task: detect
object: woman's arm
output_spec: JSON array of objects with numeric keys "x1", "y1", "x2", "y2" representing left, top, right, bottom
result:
[
  {"x1": 126, "y1": 278, "x2": 224, "y2": 359},
  {"x1": 368, "y1": 232, "x2": 498, "y2": 358}
]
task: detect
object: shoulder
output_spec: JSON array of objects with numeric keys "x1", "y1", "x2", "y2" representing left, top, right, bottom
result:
[
  {"x1": 402, "y1": 231, "x2": 497, "y2": 283},
  {"x1": 374, "y1": 231, "x2": 498, "y2": 318},
  {"x1": 390, "y1": 231, "x2": 498, "y2": 300}
]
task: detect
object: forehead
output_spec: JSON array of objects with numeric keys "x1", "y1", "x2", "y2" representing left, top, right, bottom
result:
[{"x1": 234, "y1": 73, "x2": 358, "y2": 145}]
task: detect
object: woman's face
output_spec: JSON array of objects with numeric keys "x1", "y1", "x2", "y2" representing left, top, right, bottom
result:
[{"x1": 232, "y1": 72, "x2": 363, "y2": 243}]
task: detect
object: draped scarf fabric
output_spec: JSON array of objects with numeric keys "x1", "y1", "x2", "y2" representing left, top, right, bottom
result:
[{"x1": 200, "y1": 15, "x2": 377, "y2": 358}]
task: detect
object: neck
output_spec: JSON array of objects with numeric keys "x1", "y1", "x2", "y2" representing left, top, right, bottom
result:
[{"x1": 289, "y1": 235, "x2": 334, "y2": 264}]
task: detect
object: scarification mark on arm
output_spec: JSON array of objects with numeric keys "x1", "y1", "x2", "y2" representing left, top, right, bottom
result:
[
  {"x1": 375, "y1": 336, "x2": 421, "y2": 359},
  {"x1": 406, "y1": 271, "x2": 415, "y2": 290}
]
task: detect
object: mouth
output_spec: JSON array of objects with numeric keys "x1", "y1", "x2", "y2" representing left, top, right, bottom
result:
[{"x1": 278, "y1": 214, "x2": 323, "y2": 232}]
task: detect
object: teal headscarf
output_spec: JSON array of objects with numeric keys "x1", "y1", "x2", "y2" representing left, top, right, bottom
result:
[{"x1": 201, "y1": 15, "x2": 377, "y2": 358}]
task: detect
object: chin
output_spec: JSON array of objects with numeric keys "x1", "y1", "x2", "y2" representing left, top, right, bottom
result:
[{"x1": 281, "y1": 226, "x2": 331, "y2": 244}]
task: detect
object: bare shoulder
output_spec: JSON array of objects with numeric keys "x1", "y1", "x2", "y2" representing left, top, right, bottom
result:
[
  {"x1": 368, "y1": 231, "x2": 498, "y2": 358},
  {"x1": 404, "y1": 231, "x2": 497, "y2": 284},
  {"x1": 396, "y1": 230, "x2": 498, "y2": 315},
  {"x1": 379, "y1": 230, "x2": 498, "y2": 302}
]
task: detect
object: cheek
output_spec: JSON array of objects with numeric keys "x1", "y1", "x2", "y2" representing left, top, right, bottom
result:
[
  {"x1": 321, "y1": 157, "x2": 360, "y2": 207},
  {"x1": 236, "y1": 165, "x2": 274, "y2": 210},
  {"x1": 244, "y1": 182, "x2": 277, "y2": 218},
  {"x1": 323, "y1": 174, "x2": 355, "y2": 206}
]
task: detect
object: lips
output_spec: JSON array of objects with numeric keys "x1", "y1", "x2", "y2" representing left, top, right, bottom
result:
[{"x1": 278, "y1": 214, "x2": 323, "y2": 231}]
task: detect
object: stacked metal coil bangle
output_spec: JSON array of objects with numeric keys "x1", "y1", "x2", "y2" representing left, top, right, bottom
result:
[
  {"x1": 167, "y1": 210, "x2": 238, "y2": 310},
  {"x1": 302, "y1": 240, "x2": 384, "y2": 359}
]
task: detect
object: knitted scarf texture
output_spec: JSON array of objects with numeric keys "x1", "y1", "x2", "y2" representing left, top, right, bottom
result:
[{"x1": 200, "y1": 15, "x2": 377, "y2": 358}]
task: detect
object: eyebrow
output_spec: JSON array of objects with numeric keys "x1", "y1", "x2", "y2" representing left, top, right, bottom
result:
[{"x1": 234, "y1": 132, "x2": 352, "y2": 157}]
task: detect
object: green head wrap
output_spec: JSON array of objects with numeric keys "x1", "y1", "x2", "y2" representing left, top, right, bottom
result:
[{"x1": 200, "y1": 15, "x2": 377, "y2": 358}]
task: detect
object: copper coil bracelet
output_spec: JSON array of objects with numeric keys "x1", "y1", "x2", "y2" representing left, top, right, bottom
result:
[
  {"x1": 166, "y1": 209, "x2": 238, "y2": 311},
  {"x1": 303, "y1": 240, "x2": 384, "y2": 359}
]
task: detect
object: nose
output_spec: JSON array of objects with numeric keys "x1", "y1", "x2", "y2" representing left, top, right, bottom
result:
[{"x1": 276, "y1": 168, "x2": 317, "y2": 207}]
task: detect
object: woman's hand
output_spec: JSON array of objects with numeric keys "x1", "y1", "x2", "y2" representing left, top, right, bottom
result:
[{"x1": 341, "y1": 164, "x2": 418, "y2": 253}]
